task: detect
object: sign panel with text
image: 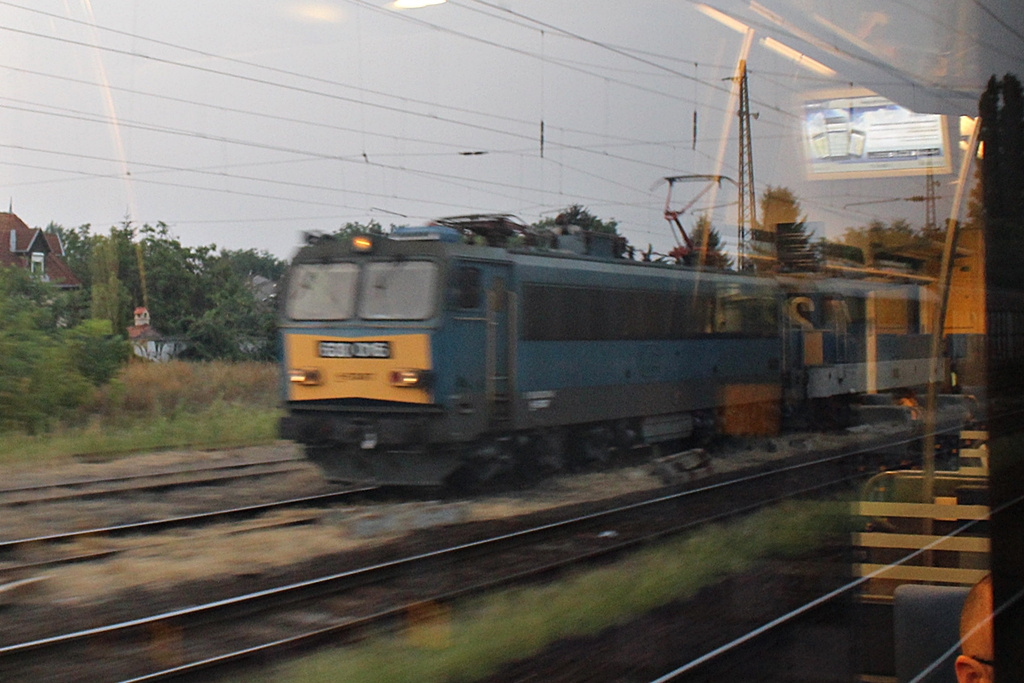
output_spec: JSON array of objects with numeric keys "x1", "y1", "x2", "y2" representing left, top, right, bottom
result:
[{"x1": 802, "y1": 91, "x2": 951, "y2": 179}]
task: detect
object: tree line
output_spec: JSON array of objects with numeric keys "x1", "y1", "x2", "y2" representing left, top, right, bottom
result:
[
  {"x1": 0, "y1": 267, "x2": 127, "y2": 432},
  {"x1": 52, "y1": 221, "x2": 287, "y2": 362},
  {"x1": 0, "y1": 184, "x2": 967, "y2": 435},
  {"x1": 0, "y1": 220, "x2": 289, "y2": 431}
]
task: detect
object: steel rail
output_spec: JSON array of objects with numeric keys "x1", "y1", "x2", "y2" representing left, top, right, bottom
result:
[
  {"x1": 0, "y1": 455, "x2": 305, "y2": 496},
  {"x1": 0, "y1": 487, "x2": 375, "y2": 554},
  {"x1": 0, "y1": 460, "x2": 311, "y2": 506},
  {"x1": 120, "y1": 467, "x2": 868, "y2": 682},
  {"x1": 0, "y1": 422, "x2": 981, "y2": 681},
  {"x1": 0, "y1": 445, "x2": 859, "y2": 661}
]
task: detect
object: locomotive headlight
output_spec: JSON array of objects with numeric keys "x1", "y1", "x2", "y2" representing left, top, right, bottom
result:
[
  {"x1": 289, "y1": 368, "x2": 322, "y2": 386},
  {"x1": 351, "y1": 235, "x2": 374, "y2": 252},
  {"x1": 389, "y1": 369, "x2": 433, "y2": 388}
]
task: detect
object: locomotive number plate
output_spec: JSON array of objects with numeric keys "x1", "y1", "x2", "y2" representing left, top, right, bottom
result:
[{"x1": 319, "y1": 340, "x2": 391, "y2": 359}]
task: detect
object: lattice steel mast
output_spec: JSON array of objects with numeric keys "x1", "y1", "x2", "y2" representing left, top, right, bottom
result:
[
  {"x1": 924, "y1": 168, "x2": 938, "y2": 232},
  {"x1": 736, "y1": 61, "x2": 757, "y2": 270}
]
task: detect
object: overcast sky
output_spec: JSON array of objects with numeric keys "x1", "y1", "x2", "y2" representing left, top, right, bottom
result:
[{"x1": 1, "y1": 1, "x2": 1021, "y2": 259}]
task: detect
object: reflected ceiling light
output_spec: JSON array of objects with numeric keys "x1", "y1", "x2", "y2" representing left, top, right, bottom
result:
[
  {"x1": 760, "y1": 37, "x2": 836, "y2": 76},
  {"x1": 392, "y1": 0, "x2": 446, "y2": 8},
  {"x1": 813, "y1": 14, "x2": 874, "y2": 54},
  {"x1": 293, "y1": 4, "x2": 344, "y2": 22},
  {"x1": 748, "y1": 1, "x2": 849, "y2": 64},
  {"x1": 695, "y1": 4, "x2": 750, "y2": 34},
  {"x1": 748, "y1": 1, "x2": 783, "y2": 26}
]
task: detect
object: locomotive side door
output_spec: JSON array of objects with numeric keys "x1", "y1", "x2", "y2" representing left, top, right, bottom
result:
[
  {"x1": 485, "y1": 268, "x2": 514, "y2": 428},
  {"x1": 446, "y1": 262, "x2": 514, "y2": 436}
]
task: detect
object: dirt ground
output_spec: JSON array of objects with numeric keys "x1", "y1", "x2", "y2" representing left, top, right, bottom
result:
[
  {"x1": 0, "y1": 441, "x2": 666, "y2": 610},
  {"x1": 0, "y1": 428, "x2": 895, "y2": 613}
]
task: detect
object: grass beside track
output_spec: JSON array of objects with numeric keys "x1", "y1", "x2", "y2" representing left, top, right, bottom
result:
[
  {"x1": 0, "y1": 403, "x2": 281, "y2": 466},
  {"x1": 0, "y1": 361, "x2": 281, "y2": 467},
  {"x1": 236, "y1": 500, "x2": 849, "y2": 683}
]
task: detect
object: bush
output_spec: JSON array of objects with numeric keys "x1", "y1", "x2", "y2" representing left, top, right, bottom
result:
[
  {"x1": 1, "y1": 360, "x2": 282, "y2": 464},
  {"x1": 0, "y1": 268, "x2": 94, "y2": 432},
  {"x1": 0, "y1": 324, "x2": 91, "y2": 433},
  {"x1": 63, "y1": 319, "x2": 131, "y2": 385}
]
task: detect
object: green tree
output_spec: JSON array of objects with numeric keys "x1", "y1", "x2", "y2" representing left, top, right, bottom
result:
[
  {"x1": 334, "y1": 220, "x2": 386, "y2": 238},
  {"x1": 179, "y1": 253, "x2": 278, "y2": 361},
  {"x1": 49, "y1": 220, "x2": 284, "y2": 361},
  {"x1": 47, "y1": 222, "x2": 92, "y2": 288},
  {"x1": 136, "y1": 222, "x2": 217, "y2": 338},
  {"x1": 43, "y1": 223, "x2": 93, "y2": 328},
  {"x1": 221, "y1": 248, "x2": 288, "y2": 281},
  {"x1": 752, "y1": 186, "x2": 812, "y2": 271},
  {"x1": 0, "y1": 267, "x2": 92, "y2": 432},
  {"x1": 840, "y1": 218, "x2": 935, "y2": 272},
  {"x1": 532, "y1": 204, "x2": 619, "y2": 235},
  {"x1": 48, "y1": 221, "x2": 140, "y2": 328},
  {"x1": 689, "y1": 214, "x2": 733, "y2": 269},
  {"x1": 89, "y1": 234, "x2": 130, "y2": 331},
  {"x1": 63, "y1": 318, "x2": 131, "y2": 386},
  {"x1": 758, "y1": 186, "x2": 805, "y2": 233}
]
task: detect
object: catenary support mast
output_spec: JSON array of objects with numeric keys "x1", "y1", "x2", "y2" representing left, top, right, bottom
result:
[{"x1": 736, "y1": 61, "x2": 756, "y2": 270}]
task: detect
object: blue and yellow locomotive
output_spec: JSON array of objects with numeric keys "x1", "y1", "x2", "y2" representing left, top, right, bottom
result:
[{"x1": 279, "y1": 215, "x2": 943, "y2": 486}]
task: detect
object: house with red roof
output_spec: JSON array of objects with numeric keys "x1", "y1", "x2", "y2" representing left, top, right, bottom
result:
[
  {"x1": 0, "y1": 212, "x2": 81, "y2": 288},
  {"x1": 126, "y1": 306, "x2": 186, "y2": 361}
]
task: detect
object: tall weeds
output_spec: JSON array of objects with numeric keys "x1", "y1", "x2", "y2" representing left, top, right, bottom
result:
[
  {"x1": 1, "y1": 361, "x2": 282, "y2": 466},
  {"x1": 86, "y1": 360, "x2": 279, "y2": 423}
]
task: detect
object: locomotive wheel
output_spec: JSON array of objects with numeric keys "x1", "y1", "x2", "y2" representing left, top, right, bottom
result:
[
  {"x1": 445, "y1": 438, "x2": 515, "y2": 492},
  {"x1": 570, "y1": 425, "x2": 613, "y2": 467},
  {"x1": 812, "y1": 396, "x2": 853, "y2": 430},
  {"x1": 532, "y1": 430, "x2": 567, "y2": 473}
]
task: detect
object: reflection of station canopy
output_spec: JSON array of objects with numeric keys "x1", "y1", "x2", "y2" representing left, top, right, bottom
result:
[{"x1": 696, "y1": 3, "x2": 1019, "y2": 116}]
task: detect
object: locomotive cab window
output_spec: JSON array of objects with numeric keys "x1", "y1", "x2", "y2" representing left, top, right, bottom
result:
[
  {"x1": 452, "y1": 266, "x2": 482, "y2": 309},
  {"x1": 285, "y1": 263, "x2": 360, "y2": 321},
  {"x1": 359, "y1": 260, "x2": 439, "y2": 320}
]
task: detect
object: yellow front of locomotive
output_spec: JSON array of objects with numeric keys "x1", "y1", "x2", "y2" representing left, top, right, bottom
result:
[
  {"x1": 284, "y1": 331, "x2": 433, "y2": 405},
  {"x1": 278, "y1": 233, "x2": 449, "y2": 483}
]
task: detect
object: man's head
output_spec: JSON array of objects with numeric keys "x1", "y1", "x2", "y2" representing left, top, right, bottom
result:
[{"x1": 956, "y1": 575, "x2": 994, "y2": 683}]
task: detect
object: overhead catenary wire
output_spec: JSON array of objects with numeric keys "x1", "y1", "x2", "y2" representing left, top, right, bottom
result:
[
  {"x1": 0, "y1": 0, "x2": 906, "y2": 250},
  {"x1": 0, "y1": 49, "x2": 747, "y2": 179},
  {"x1": 0, "y1": 4, "x2": 795, "y2": 171},
  {"x1": 453, "y1": 0, "x2": 811, "y2": 123},
  {"x1": 1, "y1": 61, "x2": 744, "y2": 173},
  {"x1": 0, "y1": 0, "x2": 805, "y2": 142},
  {"x1": 0, "y1": 97, "x2": 669, "y2": 207},
  {"x1": 0, "y1": 0, "x2": 710, "y2": 131}
]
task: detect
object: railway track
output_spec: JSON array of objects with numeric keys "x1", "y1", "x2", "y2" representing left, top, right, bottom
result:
[
  {"x1": 0, "y1": 487, "x2": 377, "y2": 579},
  {"x1": 0, "y1": 439, "x2": 878, "y2": 682},
  {"x1": 0, "y1": 455, "x2": 310, "y2": 506}
]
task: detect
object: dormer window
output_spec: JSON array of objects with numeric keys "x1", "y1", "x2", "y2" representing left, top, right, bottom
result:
[{"x1": 1, "y1": 213, "x2": 82, "y2": 289}]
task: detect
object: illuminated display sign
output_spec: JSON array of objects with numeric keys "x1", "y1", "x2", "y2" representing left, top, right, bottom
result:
[{"x1": 802, "y1": 91, "x2": 951, "y2": 179}]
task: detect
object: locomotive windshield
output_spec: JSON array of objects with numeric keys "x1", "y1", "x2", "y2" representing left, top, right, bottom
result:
[
  {"x1": 359, "y1": 261, "x2": 438, "y2": 320},
  {"x1": 286, "y1": 260, "x2": 438, "y2": 321},
  {"x1": 286, "y1": 263, "x2": 359, "y2": 320}
]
